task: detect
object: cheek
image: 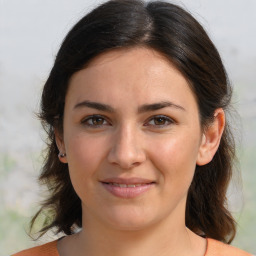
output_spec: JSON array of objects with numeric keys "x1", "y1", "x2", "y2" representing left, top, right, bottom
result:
[
  {"x1": 65, "y1": 134, "x2": 106, "y2": 194},
  {"x1": 148, "y1": 132, "x2": 200, "y2": 187}
]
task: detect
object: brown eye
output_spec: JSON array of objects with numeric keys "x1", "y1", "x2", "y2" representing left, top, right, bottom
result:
[
  {"x1": 82, "y1": 115, "x2": 109, "y2": 127},
  {"x1": 91, "y1": 117, "x2": 104, "y2": 125},
  {"x1": 154, "y1": 117, "x2": 167, "y2": 125},
  {"x1": 146, "y1": 115, "x2": 174, "y2": 128}
]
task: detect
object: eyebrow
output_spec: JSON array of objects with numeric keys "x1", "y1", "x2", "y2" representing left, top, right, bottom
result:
[
  {"x1": 74, "y1": 100, "x2": 186, "y2": 113},
  {"x1": 74, "y1": 101, "x2": 115, "y2": 113},
  {"x1": 138, "y1": 101, "x2": 185, "y2": 113}
]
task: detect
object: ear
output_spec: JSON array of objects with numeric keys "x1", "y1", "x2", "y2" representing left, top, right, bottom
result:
[
  {"x1": 196, "y1": 108, "x2": 225, "y2": 166},
  {"x1": 54, "y1": 128, "x2": 68, "y2": 164}
]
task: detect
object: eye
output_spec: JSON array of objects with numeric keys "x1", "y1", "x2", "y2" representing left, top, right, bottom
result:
[
  {"x1": 145, "y1": 115, "x2": 175, "y2": 128},
  {"x1": 81, "y1": 115, "x2": 110, "y2": 127}
]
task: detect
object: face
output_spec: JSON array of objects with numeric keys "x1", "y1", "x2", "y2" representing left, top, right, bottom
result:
[{"x1": 57, "y1": 47, "x2": 207, "y2": 231}]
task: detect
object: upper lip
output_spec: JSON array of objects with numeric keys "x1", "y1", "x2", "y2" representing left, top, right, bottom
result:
[{"x1": 100, "y1": 177, "x2": 155, "y2": 184}]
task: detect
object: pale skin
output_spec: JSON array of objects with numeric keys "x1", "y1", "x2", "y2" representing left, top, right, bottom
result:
[{"x1": 55, "y1": 47, "x2": 225, "y2": 256}]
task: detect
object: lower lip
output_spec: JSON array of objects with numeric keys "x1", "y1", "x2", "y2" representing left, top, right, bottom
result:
[{"x1": 101, "y1": 183, "x2": 155, "y2": 199}]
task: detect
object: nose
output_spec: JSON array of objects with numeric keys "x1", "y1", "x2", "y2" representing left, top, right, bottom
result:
[{"x1": 107, "y1": 124, "x2": 146, "y2": 169}]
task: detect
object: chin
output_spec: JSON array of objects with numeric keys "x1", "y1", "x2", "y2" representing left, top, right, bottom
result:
[
  {"x1": 102, "y1": 206, "x2": 157, "y2": 231},
  {"x1": 108, "y1": 219, "x2": 153, "y2": 231}
]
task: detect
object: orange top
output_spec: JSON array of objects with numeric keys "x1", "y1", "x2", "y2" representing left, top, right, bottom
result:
[
  {"x1": 11, "y1": 238, "x2": 253, "y2": 256},
  {"x1": 11, "y1": 240, "x2": 58, "y2": 256}
]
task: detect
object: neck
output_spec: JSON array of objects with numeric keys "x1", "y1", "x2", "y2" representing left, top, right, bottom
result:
[
  {"x1": 82, "y1": 221, "x2": 188, "y2": 256},
  {"x1": 58, "y1": 200, "x2": 206, "y2": 256}
]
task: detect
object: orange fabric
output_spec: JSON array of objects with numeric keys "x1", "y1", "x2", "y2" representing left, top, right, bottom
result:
[
  {"x1": 12, "y1": 237, "x2": 253, "y2": 256},
  {"x1": 11, "y1": 240, "x2": 59, "y2": 256}
]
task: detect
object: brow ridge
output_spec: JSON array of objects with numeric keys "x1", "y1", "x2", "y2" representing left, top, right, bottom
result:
[{"x1": 74, "y1": 100, "x2": 185, "y2": 113}]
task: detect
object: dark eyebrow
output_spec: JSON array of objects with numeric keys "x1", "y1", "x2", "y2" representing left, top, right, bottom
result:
[
  {"x1": 74, "y1": 100, "x2": 115, "y2": 113},
  {"x1": 138, "y1": 101, "x2": 185, "y2": 113},
  {"x1": 74, "y1": 100, "x2": 185, "y2": 113}
]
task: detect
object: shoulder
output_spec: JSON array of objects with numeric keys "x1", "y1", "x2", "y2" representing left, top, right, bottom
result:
[
  {"x1": 206, "y1": 238, "x2": 253, "y2": 256},
  {"x1": 11, "y1": 240, "x2": 59, "y2": 256}
]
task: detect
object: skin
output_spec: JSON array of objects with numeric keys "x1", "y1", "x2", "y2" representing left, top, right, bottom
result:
[{"x1": 56, "y1": 47, "x2": 225, "y2": 256}]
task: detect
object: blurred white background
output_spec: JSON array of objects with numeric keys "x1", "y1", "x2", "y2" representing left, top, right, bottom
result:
[{"x1": 0, "y1": 0, "x2": 256, "y2": 255}]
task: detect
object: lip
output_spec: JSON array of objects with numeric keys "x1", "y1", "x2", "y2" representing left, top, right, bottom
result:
[
  {"x1": 100, "y1": 177, "x2": 155, "y2": 199},
  {"x1": 101, "y1": 177, "x2": 154, "y2": 185}
]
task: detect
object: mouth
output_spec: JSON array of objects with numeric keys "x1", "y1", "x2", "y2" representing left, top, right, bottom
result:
[
  {"x1": 102, "y1": 182, "x2": 153, "y2": 188},
  {"x1": 100, "y1": 178, "x2": 156, "y2": 198}
]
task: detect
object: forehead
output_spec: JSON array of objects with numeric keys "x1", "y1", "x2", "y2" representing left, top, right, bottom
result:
[
  {"x1": 86, "y1": 47, "x2": 170, "y2": 67},
  {"x1": 83, "y1": 47, "x2": 179, "y2": 81},
  {"x1": 67, "y1": 47, "x2": 197, "y2": 111}
]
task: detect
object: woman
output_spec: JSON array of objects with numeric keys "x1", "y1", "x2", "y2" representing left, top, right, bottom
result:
[{"x1": 12, "y1": 0, "x2": 252, "y2": 255}]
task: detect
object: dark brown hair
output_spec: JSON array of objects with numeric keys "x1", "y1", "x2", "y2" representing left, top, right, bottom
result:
[{"x1": 30, "y1": 0, "x2": 236, "y2": 243}]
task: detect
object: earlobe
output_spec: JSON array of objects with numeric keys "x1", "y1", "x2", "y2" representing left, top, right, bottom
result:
[
  {"x1": 54, "y1": 129, "x2": 68, "y2": 164},
  {"x1": 196, "y1": 108, "x2": 225, "y2": 166}
]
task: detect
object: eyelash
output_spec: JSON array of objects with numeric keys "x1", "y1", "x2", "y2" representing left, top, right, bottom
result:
[
  {"x1": 145, "y1": 115, "x2": 175, "y2": 127},
  {"x1": 81, "y1": 115, "x2": 110, "y2": 127},
  {"x1": 81, "y1": 114, "x2": 175, "y2": 128}
]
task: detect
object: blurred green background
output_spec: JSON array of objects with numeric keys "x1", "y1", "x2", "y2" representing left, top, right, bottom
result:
[{"x1": 1, "y1": 0, "x2": 255, "y2": 255}]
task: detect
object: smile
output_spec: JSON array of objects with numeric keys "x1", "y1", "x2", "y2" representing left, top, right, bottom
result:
[
  {"x1": 100, "y1": 178, "x2": 155, "y2": 199},
  {"x1": 105, "y1": 183, "x2": 147, "y2": 188}
]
